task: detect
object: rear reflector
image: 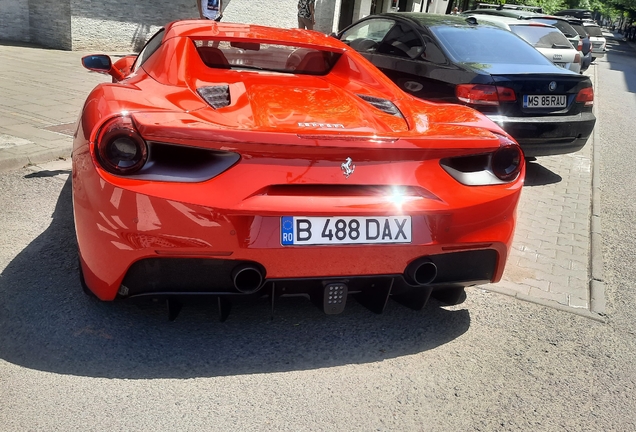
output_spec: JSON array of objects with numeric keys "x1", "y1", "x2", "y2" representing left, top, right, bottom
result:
[
  {"x1": 575, "y1": 87, "x2": 594, "y2": 107},
  {"x1": 456, "y1": 84, "x2": 516, "y2": 106}
]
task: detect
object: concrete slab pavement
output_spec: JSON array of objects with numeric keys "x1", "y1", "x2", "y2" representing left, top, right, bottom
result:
[
  {"x1": 0, "y1": 40, "x2": 605, "y2": 319},
  {"x1": 0, "y1": 42, "x2": 111, "y2": 171}
]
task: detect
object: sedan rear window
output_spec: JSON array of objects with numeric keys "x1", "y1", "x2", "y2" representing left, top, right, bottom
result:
[
  {"x1": 430, "y1": 26, "x2": 551, "y2": 65},
  {"x1": 192, "y1": 40, "x2": 342, "y2": 75},
  {"x1": 584, "y1": 25, "x2": 603, "y2": 37},
  {"x1": 569, "y1": 23, "x2": 588, "y2": 38},
  {"x1": 510, "y1": 25, "x2": 572, "y2": 49},
  {"x1": 529, "y1": 18, "x2": 578, "y2": 38}
]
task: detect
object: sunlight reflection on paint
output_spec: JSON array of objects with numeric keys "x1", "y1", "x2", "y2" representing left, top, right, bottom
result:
[
  {"x1": 111, "y1": 215, "x2": 128, "y2": 229},
  {"x1": 99, "y1": 211, "x2": 118, "y2": 230},
  {"x1": 136, "y1": 194, "x2": 161, "y2": 231},
  {"x1": 97, "y1": 223, "x2": 118, "y2": 238},
  {"x1": 111, "y1": 241, "x2": 133, "y2": 250},
  {"x1": 386, "y1": 188, "x2": 421, "y2": 212},
  {"x1": 168, "y1": 200, "x2": 221, "y2": 227},
  {"x1": 110, "y1": 188, "x2": 122, "y2": 209}
]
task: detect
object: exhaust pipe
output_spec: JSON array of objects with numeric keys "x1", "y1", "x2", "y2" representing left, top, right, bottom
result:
[
  {"x1": 232, "y1": 264, "x2": 264, "y2": 294},
  {"x1": 405, "y1": 258, "x2": 437, "y2": 286}
]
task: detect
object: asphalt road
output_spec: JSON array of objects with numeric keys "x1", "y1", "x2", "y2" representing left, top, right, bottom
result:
[{"x1": 2, "y1": 40, "x2": 636, "y2": 431}]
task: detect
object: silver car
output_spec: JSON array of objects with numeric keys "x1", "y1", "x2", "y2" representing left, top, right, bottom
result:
[
  {"x1": 583, "y1": 22, "x2": 606, "y2": 60},
  {"x1": 471, "y1": 15, "x2": 581, "y2": 73}
]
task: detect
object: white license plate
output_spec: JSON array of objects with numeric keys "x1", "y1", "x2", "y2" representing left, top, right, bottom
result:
[
  {"x1": 523, "y1": 94, "x2": 567, "y2": 108},
  {"x1": 281, "y1": 216, "x2": 412, "y2": 245}
]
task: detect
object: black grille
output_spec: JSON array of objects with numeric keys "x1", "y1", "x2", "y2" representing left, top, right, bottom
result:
[
  {"x1": 357, "y1": 94, "x2": 404, "y2": 118},
  {"x1": 197, "y1": 85, "x2": 231, "y2": 109}
]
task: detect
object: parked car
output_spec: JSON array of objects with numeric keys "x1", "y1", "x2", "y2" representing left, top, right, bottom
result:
[
  {"x1": 469, "y1": 14, "x2": 581, "y2": 73},
  {"x1": 75, "y1": 20, "x2": 525, "y2": 319},
  {"x1": 554, "y1": 9, "x2": 594, "y2": 21},
  {"x1": 565, "y1": 18, "x2": 593, "y2": 71},
  {"x1": 462, "y1": 9, "x2": 583, "y2": 52},
  {"x1": 338, "y1": 13, "x2": 596, "y2": 157},
  {"x1": 525, "y1": 16, "x2": 583, "y2": 51},
  {"x1": 583, "y1": 22, "x2": 607, "y2": 60}
]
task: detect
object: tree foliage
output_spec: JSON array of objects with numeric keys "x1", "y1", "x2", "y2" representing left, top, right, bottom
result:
[{"x1": 471, "y1": 0, "x2": 630, "y2": 21}]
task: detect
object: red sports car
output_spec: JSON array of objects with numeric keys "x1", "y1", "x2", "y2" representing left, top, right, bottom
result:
[{"x1": 73, "y1": 20, "x2": 525, "y2": 320}]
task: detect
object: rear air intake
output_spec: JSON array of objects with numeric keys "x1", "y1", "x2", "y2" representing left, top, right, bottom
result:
[
  {"x1": 356, "y1": 94, "x2": 404, "y2": 118},
  {"x1": 197, "y1": 85, "x2": 231, "y2": 109}
]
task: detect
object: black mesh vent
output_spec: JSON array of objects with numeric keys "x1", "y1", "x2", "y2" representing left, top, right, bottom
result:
[
  {"x1": 197, "y1": 85, "x2": 231, "y2": 109},
  {"x1": 357, "y1": 94, "x2": 404, "y2": 118}
]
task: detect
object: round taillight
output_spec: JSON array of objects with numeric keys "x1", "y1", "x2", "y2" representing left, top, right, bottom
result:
[
  {"x1": 95, "y1": 116, "x2": 147, "y2": 175},
  {"x1": 492, "y1": 145, "x2": 522, "y2": 181}
]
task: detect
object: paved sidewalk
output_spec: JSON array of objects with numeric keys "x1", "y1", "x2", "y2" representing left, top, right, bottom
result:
[
  {"x1": 0, "y1": 42, "x2": 111, "y2": 171},
  {"x1": 0, "y1": 41, "x2": 604, "y2": 319},
  {"x1": 487, "y1": 42, "x2": 606, "y2": 319}
]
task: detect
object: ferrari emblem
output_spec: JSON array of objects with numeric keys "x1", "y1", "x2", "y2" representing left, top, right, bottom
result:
[{"x1": 341, "y1": 157, "x2": 355, "y2": 178}]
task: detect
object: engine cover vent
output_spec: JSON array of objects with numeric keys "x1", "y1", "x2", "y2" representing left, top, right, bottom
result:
[
  {"x1": 357, "y1": 94, "x2": 404, "y2": 118},
  {"x1": 197, "y1": 85, "x2": 231, "y2": 109}
]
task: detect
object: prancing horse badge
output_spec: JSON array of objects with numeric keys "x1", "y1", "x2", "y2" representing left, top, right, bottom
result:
[{"x1": 341, "y1": 157, "x2": 355, "y2": 178}]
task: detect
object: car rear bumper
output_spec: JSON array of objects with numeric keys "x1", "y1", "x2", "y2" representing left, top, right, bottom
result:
[
  {"x1": 73, "y1": 151, "x2": 522, "y2": 301},
  {"x1": 487, "y1": 111, "x2": 596, "y2": 157}
]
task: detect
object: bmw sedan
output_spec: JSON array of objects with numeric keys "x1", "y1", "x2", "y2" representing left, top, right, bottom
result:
[
  {"x1": 338, "y1": 13, "x2": 596, "y2": 157},
  {"x1": 469, "y1": 14, "x2": 581, "y2": 73}
]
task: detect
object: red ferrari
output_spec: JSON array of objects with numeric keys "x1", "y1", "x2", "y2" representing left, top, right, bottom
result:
[{"x1": 73, "y1": 20, "x2": 524, "y2": 320}]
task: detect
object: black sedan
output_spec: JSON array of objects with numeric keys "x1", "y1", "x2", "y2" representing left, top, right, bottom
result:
[{"x1": 337, "y1": 13, "x2": 596, "y2": 157}]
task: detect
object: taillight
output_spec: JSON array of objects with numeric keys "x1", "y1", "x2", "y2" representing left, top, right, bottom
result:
[
  {"x1": 440, "y1": 134, "x2": 523, "y2": 185},
  {"x1": 492, "y1": 135, "x2": 523, "y2": 182},
  {"x1": 575, "y1": 87, "x2": 594, "y2": 107},
  {"x1": 577, "y1": 40, "x2": 583, "y2": 51},
  {"x1": 455, "y1": 84, "x2": 516, "y2": 106},
  {"x1": 574, "y1": 53, "x2": 581, "y2": 64},
  {"x1": 95, "y1": 116, "x2": 148, "y2": 175}
]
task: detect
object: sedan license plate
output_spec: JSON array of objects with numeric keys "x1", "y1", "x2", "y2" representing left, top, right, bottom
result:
[
  {"x1": 281, "y1": 216, "x2": 412, "y2": 245},
  {"x1": 523, "y1": 94, "x2": 567, "y2": 108}
]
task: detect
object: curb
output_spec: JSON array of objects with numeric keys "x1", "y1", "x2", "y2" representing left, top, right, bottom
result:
[
  {"x1": 0, "y1": 145, "x2": 72, "y2": 173},
  {"x1": 589, "y1": 59, "x2": 605, "y2": 315}
]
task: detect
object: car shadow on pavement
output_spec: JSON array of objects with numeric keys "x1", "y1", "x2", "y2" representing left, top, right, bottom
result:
[
  {"x1": 24, "y1": 170, "x2": 71, "y2": 178},
  {"x1": 524, "y1": 160, "x2": 562, "y2": 187},
  {"x1": 0, "y1": 178, "x2": 470, "y2": 379}
]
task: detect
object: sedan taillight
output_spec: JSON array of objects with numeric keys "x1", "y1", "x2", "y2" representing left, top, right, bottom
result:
[
  {"x1": 95, "y1": 116, "x2": 148, "y2": 175},
  {"x1": 575, "y1": 87, "x2": 594, "y2": 107},
  {"x1": 577, "y1": 39, "x2": 583, "y2": 51},
  {"x1": 456, "y1": 84, "x2": 516, "y2": 106}
]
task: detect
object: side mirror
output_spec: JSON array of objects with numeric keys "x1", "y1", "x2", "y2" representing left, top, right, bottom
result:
[
  {"x1": 82, "y1": 55, "x2": 112, "y2": 72},
  {"x1": 81, "y1": 54, "x2": 125, "y2": 82}
]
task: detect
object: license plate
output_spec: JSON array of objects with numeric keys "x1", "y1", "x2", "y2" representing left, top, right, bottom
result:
[
  {"x1": 281, "y1": 216, "x2": 412, "y2": 245},
  {"x1": 523, "y1": 94, "x2": 567, "y2": 108}
]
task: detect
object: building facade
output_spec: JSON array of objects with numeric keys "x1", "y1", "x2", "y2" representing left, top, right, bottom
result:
[{"x1": 0, "y1": 0, "x2": 450, "y2": 51}]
